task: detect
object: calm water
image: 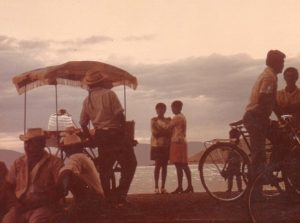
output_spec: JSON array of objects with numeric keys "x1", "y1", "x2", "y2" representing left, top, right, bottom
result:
[{"x1": 117, "y1": 164, "x2": 205, "y2": 194}]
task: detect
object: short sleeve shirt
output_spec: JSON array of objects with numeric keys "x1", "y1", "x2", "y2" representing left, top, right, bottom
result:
[
  {"x1": 246, "y1": 67, "x2": 277, "y2": 114},
  {"x1": 150, "y1": 117, "x2": 171, "y2": 147},
  {"x1": 277, "y1": 87, "x2": 300, "y2": 128},
  {"x1": 158, "y1": 113, "x2": 187, "y2": 144},
  {"x1": 80, "y1": 87, "x2": 124, "y2": 129},
  {"x1": 277, "y1": 87, "x2": 300, "y2": 108}
]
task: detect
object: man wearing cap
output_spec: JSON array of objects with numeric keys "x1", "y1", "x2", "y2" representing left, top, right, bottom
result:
[
  {"x1": 2, "y1": 128, "x2": 65, "y2": 223},
  {"x1": 243, "y1": 50, "x2": 286, "y2": 182},
  {"x1": 58, "y1": 130, "x2": 103, "y2": 222},
  {"x1": 80, "y1": 70, "x2": 137, "y2": 206}
]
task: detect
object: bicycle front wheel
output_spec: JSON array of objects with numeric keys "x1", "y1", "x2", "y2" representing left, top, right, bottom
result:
[
  {"x1": 247, "y1": 164, "x2": 299, "y2": 223},
  {"x1": 199, "y1": 142, "x2": 250, "y2": 201}
]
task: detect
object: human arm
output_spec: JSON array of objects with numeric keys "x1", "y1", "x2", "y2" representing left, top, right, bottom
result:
[
  {"x1": 152, "y1": 118, "x2": 173, "y2": 137},
  {"x1": 255, "y1": 75, "x2": 277, "y2": 116},
  {"x1": 57, "y1": 156, "x2": 82, "y2": 195},
  {"x1": 109, "y1": 91, "x2": 125, "y2": 127},
  {"x1": 57, "y1": 169, "x2": 74, "y2": 196},
  {"x1": 79, "y1": 99, "x2": 92, "y2": 140}
]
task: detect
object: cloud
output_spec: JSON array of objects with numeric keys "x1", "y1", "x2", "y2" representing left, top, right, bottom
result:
[
  {"x1": 59, "y1": 35, "x2": 113, "y2": 46},
  {"x1": 18, "y1": 40, "x2": 50, "y2": 49},
  {"x1": 0, "y1": 35, "x2": 50, "y2": 51},
  {"x1": 1, "y1": 50, "x2": 299, "y2": 151},
  {"x1": 0, "y1": 132, "x2": 22, "y2": 151},
  {"x1": 79, "y1": 35, "x2": 113, "y2": 44},
  {"x1": 0, "y1": 35, "x2": 17, "y2": 51},
  {"x1": 123, "y1": 34, "x2": 155, "y2": 41},
  {"x1": 0, "y1": 35, "x2": 114, "y2": 55}
]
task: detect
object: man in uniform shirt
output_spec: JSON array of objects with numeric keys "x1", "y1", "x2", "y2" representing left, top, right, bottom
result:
[
  {"x1": 276, "y1": 67, "x2": 300, "y2": 129},
  {"x1": 243, "y1": 50, "x2": 286, "y2": 180},
  {"x1": 80, "y1": 70, "x2": 137, "y2": 206}
]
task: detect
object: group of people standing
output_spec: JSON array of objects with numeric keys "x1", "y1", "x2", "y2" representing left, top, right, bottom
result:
[{"x1": 150, "y1": 101, "x2": 193, "y2": 194}]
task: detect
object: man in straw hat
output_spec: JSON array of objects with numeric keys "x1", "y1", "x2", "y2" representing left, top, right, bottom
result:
[
  {"x1": 80, "y1": 70, "x2": 137, "y2": 207},
  {"x1": 2, "y1": 128, "x2": 66, "y2": 223},
  {"x1": 58, "y1": 129, "x2": 103, "y2": 222}
]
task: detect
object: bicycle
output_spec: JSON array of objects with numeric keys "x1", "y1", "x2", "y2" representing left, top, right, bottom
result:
[
  {"x1": 247, "y1": 115, "x2": 300, "y2": 223},
  {"x1": 198, "y1": 120, "x2": 252, "y2": 201}
]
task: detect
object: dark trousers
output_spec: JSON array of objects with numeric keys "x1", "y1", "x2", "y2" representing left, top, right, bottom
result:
[
  {"x1": 68, "y1": 173, "x2": 102, "y2": 223},
  {"x1": 95, "y1": 129, "x2": 137, "y2": 202},
  {"x1": 243, "y1": 111, "x2": 270, "y2": 179}
]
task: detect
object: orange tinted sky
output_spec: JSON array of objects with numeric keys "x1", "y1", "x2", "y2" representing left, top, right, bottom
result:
[{"x1": 1, "y1": 0, "x2": 300, "y2": 64}]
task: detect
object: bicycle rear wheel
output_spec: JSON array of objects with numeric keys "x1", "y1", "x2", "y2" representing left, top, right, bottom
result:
[
  {"x1": 247, "y1": 164, "x2": 299, "y2": 223},
  {"x1": 199, "y1": 142, "x2": 250, "y2": 201}
]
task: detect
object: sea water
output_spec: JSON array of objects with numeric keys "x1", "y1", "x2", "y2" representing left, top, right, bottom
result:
[{"x1": 117, "y1": 164, "x2": 205, "y2": 194}]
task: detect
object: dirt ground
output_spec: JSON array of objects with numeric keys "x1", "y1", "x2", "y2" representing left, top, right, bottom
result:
[
  {"x1": 91, "y1": 192, "x2": 300, "y2": 223},
  {"x1": 96, "y1": 192, "x2": 249, "y2": 223}
]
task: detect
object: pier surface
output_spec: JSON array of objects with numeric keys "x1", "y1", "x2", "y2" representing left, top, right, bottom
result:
[{"x1": 96, "y1": 192, "x2": 299, "y2": 223}]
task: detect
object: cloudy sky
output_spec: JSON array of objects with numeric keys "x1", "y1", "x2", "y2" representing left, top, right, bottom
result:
[{"x1": 1, "y1": 0, "x2": 300, "y2": 152}]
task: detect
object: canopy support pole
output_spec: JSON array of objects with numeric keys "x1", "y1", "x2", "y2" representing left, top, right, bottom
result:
[
  {"x1": 123, "y1": 82, "x2": 127, "y2": 120},
  {"x1": 55, "y1": 84, "x2": 62, "y2": 158},
  {"x1": 24, "y1": 85, "x2": 27, "y2": 134},
  {"x1": 55, "y1": 84, "x2": 59, "y2": 133}
]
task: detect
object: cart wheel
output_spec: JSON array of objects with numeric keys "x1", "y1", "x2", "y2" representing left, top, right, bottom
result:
[{"x1": 199, "y1": 142, "x2": 250, "y2": 201}]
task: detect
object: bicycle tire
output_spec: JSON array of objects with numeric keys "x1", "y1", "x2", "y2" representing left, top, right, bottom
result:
[
  {"x1": 247, "y1": 164, "x2": 299, "y2": 223},
  {"x1": 284, "y1": 147, "x2": 300, "y2": 195},
  {"x1": 199, "y1": 142, "x2": 250, "y2": 202},
  {"x1": 110, "y1": 171, "x2": 117, "y2": 190}
]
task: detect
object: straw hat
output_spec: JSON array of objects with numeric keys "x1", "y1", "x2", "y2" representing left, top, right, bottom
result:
[
  {"x1": 61, "y1": 133, "x2": 82, "y2": 147},
  {"x1": 19, "y1": 128, "x2": 45, "y2": 141},
  {"x1": 84, "y1": 70, "x2": 105, "y2": 85}
]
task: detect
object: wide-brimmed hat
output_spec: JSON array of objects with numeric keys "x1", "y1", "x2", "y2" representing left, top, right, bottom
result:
[
  {"x1": 61, "y1": 133, "x2": 82, "y2": 148},
  {"x1": 19, "y1": 128, "x2": 45, "y2": 141},
  {"x1": 83, "y1": 70, "x2": 105, "y2": 85}
]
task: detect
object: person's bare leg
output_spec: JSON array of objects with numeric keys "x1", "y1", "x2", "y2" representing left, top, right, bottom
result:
[
  {"x1": 182, "y1": 164, "x2": 194, "y2": 193},
  {"x1": 154, "y1": 160, "x2": 161, "y2": 192},
  {"x1": 172, "y1": 163, "x2": 183, "y2": 194}
]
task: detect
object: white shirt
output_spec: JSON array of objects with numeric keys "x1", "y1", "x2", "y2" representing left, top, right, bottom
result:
[
  {"x1": 80, "y1": 87, "x2": 124, "y2": 129},
  {"x1": 48, "y1": 114, "x2": 75, "y2": 131}
]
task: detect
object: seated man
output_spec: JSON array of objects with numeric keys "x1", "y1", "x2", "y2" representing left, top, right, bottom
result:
[
  {"x1": 277, "y1": 67, "x2": 300, "y2": 129},
  {"x1": 0, "y1": 161, "x2": 15, "y2": 221},
  {"x1": 58, "y1": 131, "x2": 104, "y2": 223},
  {"x1": 2, "y1": 128, "x2": 65, "y2": 223}
]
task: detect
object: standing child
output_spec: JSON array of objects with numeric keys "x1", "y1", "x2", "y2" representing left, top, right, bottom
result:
[
  {"x1": 150, "y1": 103, "x2": 171, "y2": 194},
  {"x1": 158, "y1": 100, "x2": 194, "y2": 193}
]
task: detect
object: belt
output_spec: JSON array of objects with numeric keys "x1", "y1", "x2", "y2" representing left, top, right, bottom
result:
[{"x1": 95, "y1": 127, "x2": 120, "y2": 131}]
